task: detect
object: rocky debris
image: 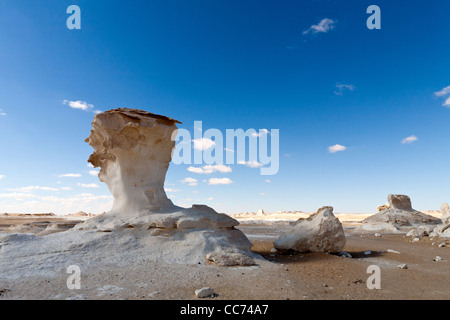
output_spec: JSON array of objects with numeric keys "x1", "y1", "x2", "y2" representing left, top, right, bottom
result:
[
  {"x1": 273, "y1": 206, "x2": 346, "y2": 253},
  {"x1": 195, "y1": 287, "x2": 215, "y2": 298},
  {"x1": 438, "y1": 242, "x2": 447, "y2": 248},
  {"x1": 397, "y1": 264, "x2": 408, "y2": 269},
  {"x1": 364, "y1": 251, "x2": 372, "y2": 255},
  {"x1": 340, "y1": 251, "x2": 352, "y2": 258},
  {"x1": 359, "y1": 195, "x2": 441, "y2": 233},
  {"x1": 377, "y1": 205, "x2": 390, "y2": 212},
  {"x1": 406, "y1": 225, "x2": 435, "y2": 239},
  {"x1": 387, "y1": 249, "x2": 401, "y2": 254},
  {"x1": 434, "y1": 256, "x2": 443, "y2": 262}
]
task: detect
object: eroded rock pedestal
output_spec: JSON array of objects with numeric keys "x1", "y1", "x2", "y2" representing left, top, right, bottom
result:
[
  {"x1": 0, "y1": 109, "x2": 256, "y2": 280},
  {"x1": 360, "y1": 194, "x2": 441, "y2": 233},
  {"x1": 75, "y1": 108, "x2": 256, "y2": 266}
]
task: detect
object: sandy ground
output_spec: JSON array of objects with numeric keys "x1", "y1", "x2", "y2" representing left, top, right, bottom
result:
[{"x1": 0, "y1": 215, "x2": 449, "y2": 300}]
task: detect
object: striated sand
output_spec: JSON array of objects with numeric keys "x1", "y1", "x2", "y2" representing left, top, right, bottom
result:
[{"x1": 0, "y1": 212, "x2": 449, "y2": 300}]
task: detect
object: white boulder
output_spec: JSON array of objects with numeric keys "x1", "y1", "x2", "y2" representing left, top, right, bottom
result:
[{"x1": 273, "y1": 206, "x2": 346, "y2": 253}]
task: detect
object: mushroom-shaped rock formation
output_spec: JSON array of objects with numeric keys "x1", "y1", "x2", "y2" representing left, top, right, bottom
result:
[
  {"x1": 74, "y1": 108, "x2": 256, "y2": 265},
  {"x1": 0, "y1": 109, "x2": 257, "y2": 280},
  {"x1": 273, "y1": 206, "x2": 346, "y2": 253},
  {"x1": 360, "y1": 194, "x2": 441, "y2": 233}
]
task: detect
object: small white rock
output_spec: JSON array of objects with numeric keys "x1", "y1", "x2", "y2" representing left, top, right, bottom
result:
[
  {"x1": 195, "y1": 287, "x2": 215, "y2": 298},
  {"x1": 388, "y1": 249, "x2": 401, "y2": 254},
  {"x1": 397, "y1": 264, "x2": 408, "y2": 269},
  {"x1": 374, "y1": 233, "x2": 381, "y2": 237},
  {"x1": 438, "y1": 243, "x2": 446, "y2": 248},
  {"x1": 434, "y1": 256, "x2": 443, "y2": 262},
  {"x1": 270, "y1": 248, "x2": 277, "y2": 253},
  {"x1": 412, "y1": 238, "x2": 420, "y2": 242},
  {"x1": 364, "y1": 250, "x2": 372, "y2": 255}
]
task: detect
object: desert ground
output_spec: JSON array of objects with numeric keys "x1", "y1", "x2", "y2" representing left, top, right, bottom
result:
[{"x1": 1, "y1": 211, "x2": 449, "y2": 300}]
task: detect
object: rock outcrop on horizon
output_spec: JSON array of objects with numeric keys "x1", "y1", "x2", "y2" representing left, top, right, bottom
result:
[
  {"x1": 0, "y1": 109, "x2": 256, "y2": 279},
  {"x1": 273, "y1": 206, "x2": 346, "y2": 253},
  {"x1": 360, "y1": 194, "x2": 441, "y2": 232}
]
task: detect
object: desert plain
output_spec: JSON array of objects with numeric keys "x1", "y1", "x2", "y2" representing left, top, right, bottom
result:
[{"x1": 0, "y1": 209, "x2": 449, "y2": 300}]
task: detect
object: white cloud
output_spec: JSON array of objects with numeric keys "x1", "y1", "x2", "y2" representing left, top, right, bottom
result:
[
  {"x1": 206, "y1": 197, "x2": 214, "y2": 201},
  {"x1": 328, "y1": 144, "x2": 347, "y2": 153},
  {"x1": 192, "y1": 138, "x2": 216, "y2": 151},
  {"x1": 7, "y1": 186, "x2": 58, "y2": 193},
  {"x1": 401, "y1": 135, "x2": 418, "y2": 144},
  {"x1": 0, "y1": 109, "x2": 6, "y2": 116},
  {"x1": 259, "y1": 192, "x2": 267, "y2": 196},
  {"x1": 187, "y1": 164, "x2": 232, "y2": 174},
  {"x1": 434, "y1": 86, "x2": 450, "y2": 97},
  {"x1": 87, "y1": 163, "x2": 95, "y2": 168},
  {"x1": 181, "y1": 177, "x2": 198, "y2": 186},
  {"x1": 58, "y1": 173, "x2": 82, "y2": 178},
  {"x1": 89, "y1": 170, "x2": 99, "y2": 176},
  {"x1": 303, "y1": 18, "x2": 336, "y2": 35},
  {"x1": 0, "y1": 192, "x2": 38, "y2": 200},
  {"x1": 224, "y1": 148, "x2": 235, "y2": 153},
  {"x1": 0, "y1": 175, "x2": 5, "y2": 180},
  {"x1": 434, "y1": 86, "x2": 450, "y2": 107},
  {"x1": 251, "y1": 129, "x2": 270, "y2": 138},
  {"x1": 443, "y1": 97, "x2": 450, "y2": 107},
  {"x1": 208, "y1": 178, "x2": 233, "y2": 185},
  {"x1": 238, "y1": 160, "x2": 263, "y2": 168},
  {"x1": 164, "y1": 188, "x2": 181, "y2": 193},
  {"x1": 63, "y1": 100, "x2": 102, "y2": 114},
  {"x1": 334, "y1": 83, "x2": 355, "y2": 95},
  {"x1": 77, "y1": 183, "x2": 100, "y2": 188},
  {"x1": 265, "y1": 180, "x2": 271, "y2": 183},
  {"x1": 60, "y1": 187, "x2": 72, "y2": 191}
]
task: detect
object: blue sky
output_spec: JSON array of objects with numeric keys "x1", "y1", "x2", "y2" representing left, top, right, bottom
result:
[{"x1": 0, "y1": 0, "x2": 449, "y2": 214}]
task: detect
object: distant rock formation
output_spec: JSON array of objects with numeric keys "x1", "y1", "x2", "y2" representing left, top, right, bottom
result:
[
  {"x1": 257, "y1": 209, "x2": 265, "y2": 216},
  {"x1": 273, "y1": 206, "x2": 346, "y2": 253},
  {"x1": 441, "y1": 203, "x2": 450, "y2": 224},
  {"x1": 360, "y1": 194, "x2": 441, "y2": 232}
]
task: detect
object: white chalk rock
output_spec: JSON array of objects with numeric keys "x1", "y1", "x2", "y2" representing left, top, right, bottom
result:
[
  {"x1": 273, "y1": 206, "x2": 346, "y2": 253},
  {"x1": 0, "y1": 109, "x2": 257, "y2": 279},
  {"x1": 360, "y1": 195, "x2": 441, "y2": 232},
  {"x1": 195, "y1": 287, "x2": 215, "y2": 298}
]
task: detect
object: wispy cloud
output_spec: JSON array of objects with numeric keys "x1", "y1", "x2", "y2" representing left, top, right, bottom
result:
[
  {"x1": 434, "y1": 86, "x2": 450, "y2": 97},
  {"x1": 334, "y1": 83, "x2": 355, "y2": 96},
  {"x1": 303, "y1": 18, "x2": 336, "y2": 35},
  {"x1": 328, "y1": 144, "x2": 347, "y2": 153},
  {"x1": 434, "y1": 86, "x2": 450, "y2": 107},
  {"x1": 77, "y1": 183, "x2": 100, "y2": 188},
  {"x1": 401, "y1": 135, "x2": 418, "y2": 144},
  {"x1": 63, "y1": 100, "x2": 102, "y2": 114},
  {"x1": 0, "y1": 175, "x2": 5, "y2": 180},
  {"x1": 89, "y1": 170, "x2": 99, "y2": 176},
  {"x1": 7, "y1": 186, "x2": 58, "y2": 193},
  {"x1": 238, "y1": 160, "x2": 263, "y2": 168},
  {"x1": 265, "y1": 180, "x2": 271, "y2": 183},
  {"x1": 187, "y1": 164, "x2": 232, "y2": 174},
  {"x1": 181, "y1": 177, "x2": 198, "y2": 186},
  {"x1": 0, "y1": 109, "x2": 6, "y2": 116},
  {"x1": 208, "y1": 178, "x2": 233, "y2": 185},
  {"x1": 58, "y1": 173, "x2": 82, "y2": 178},
  {"x1": 192, "y1": 138, "x2": 216, "y2": 151},
  {"x1": 251, "y1": 129, "x2": 270, "y2": 138}
]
